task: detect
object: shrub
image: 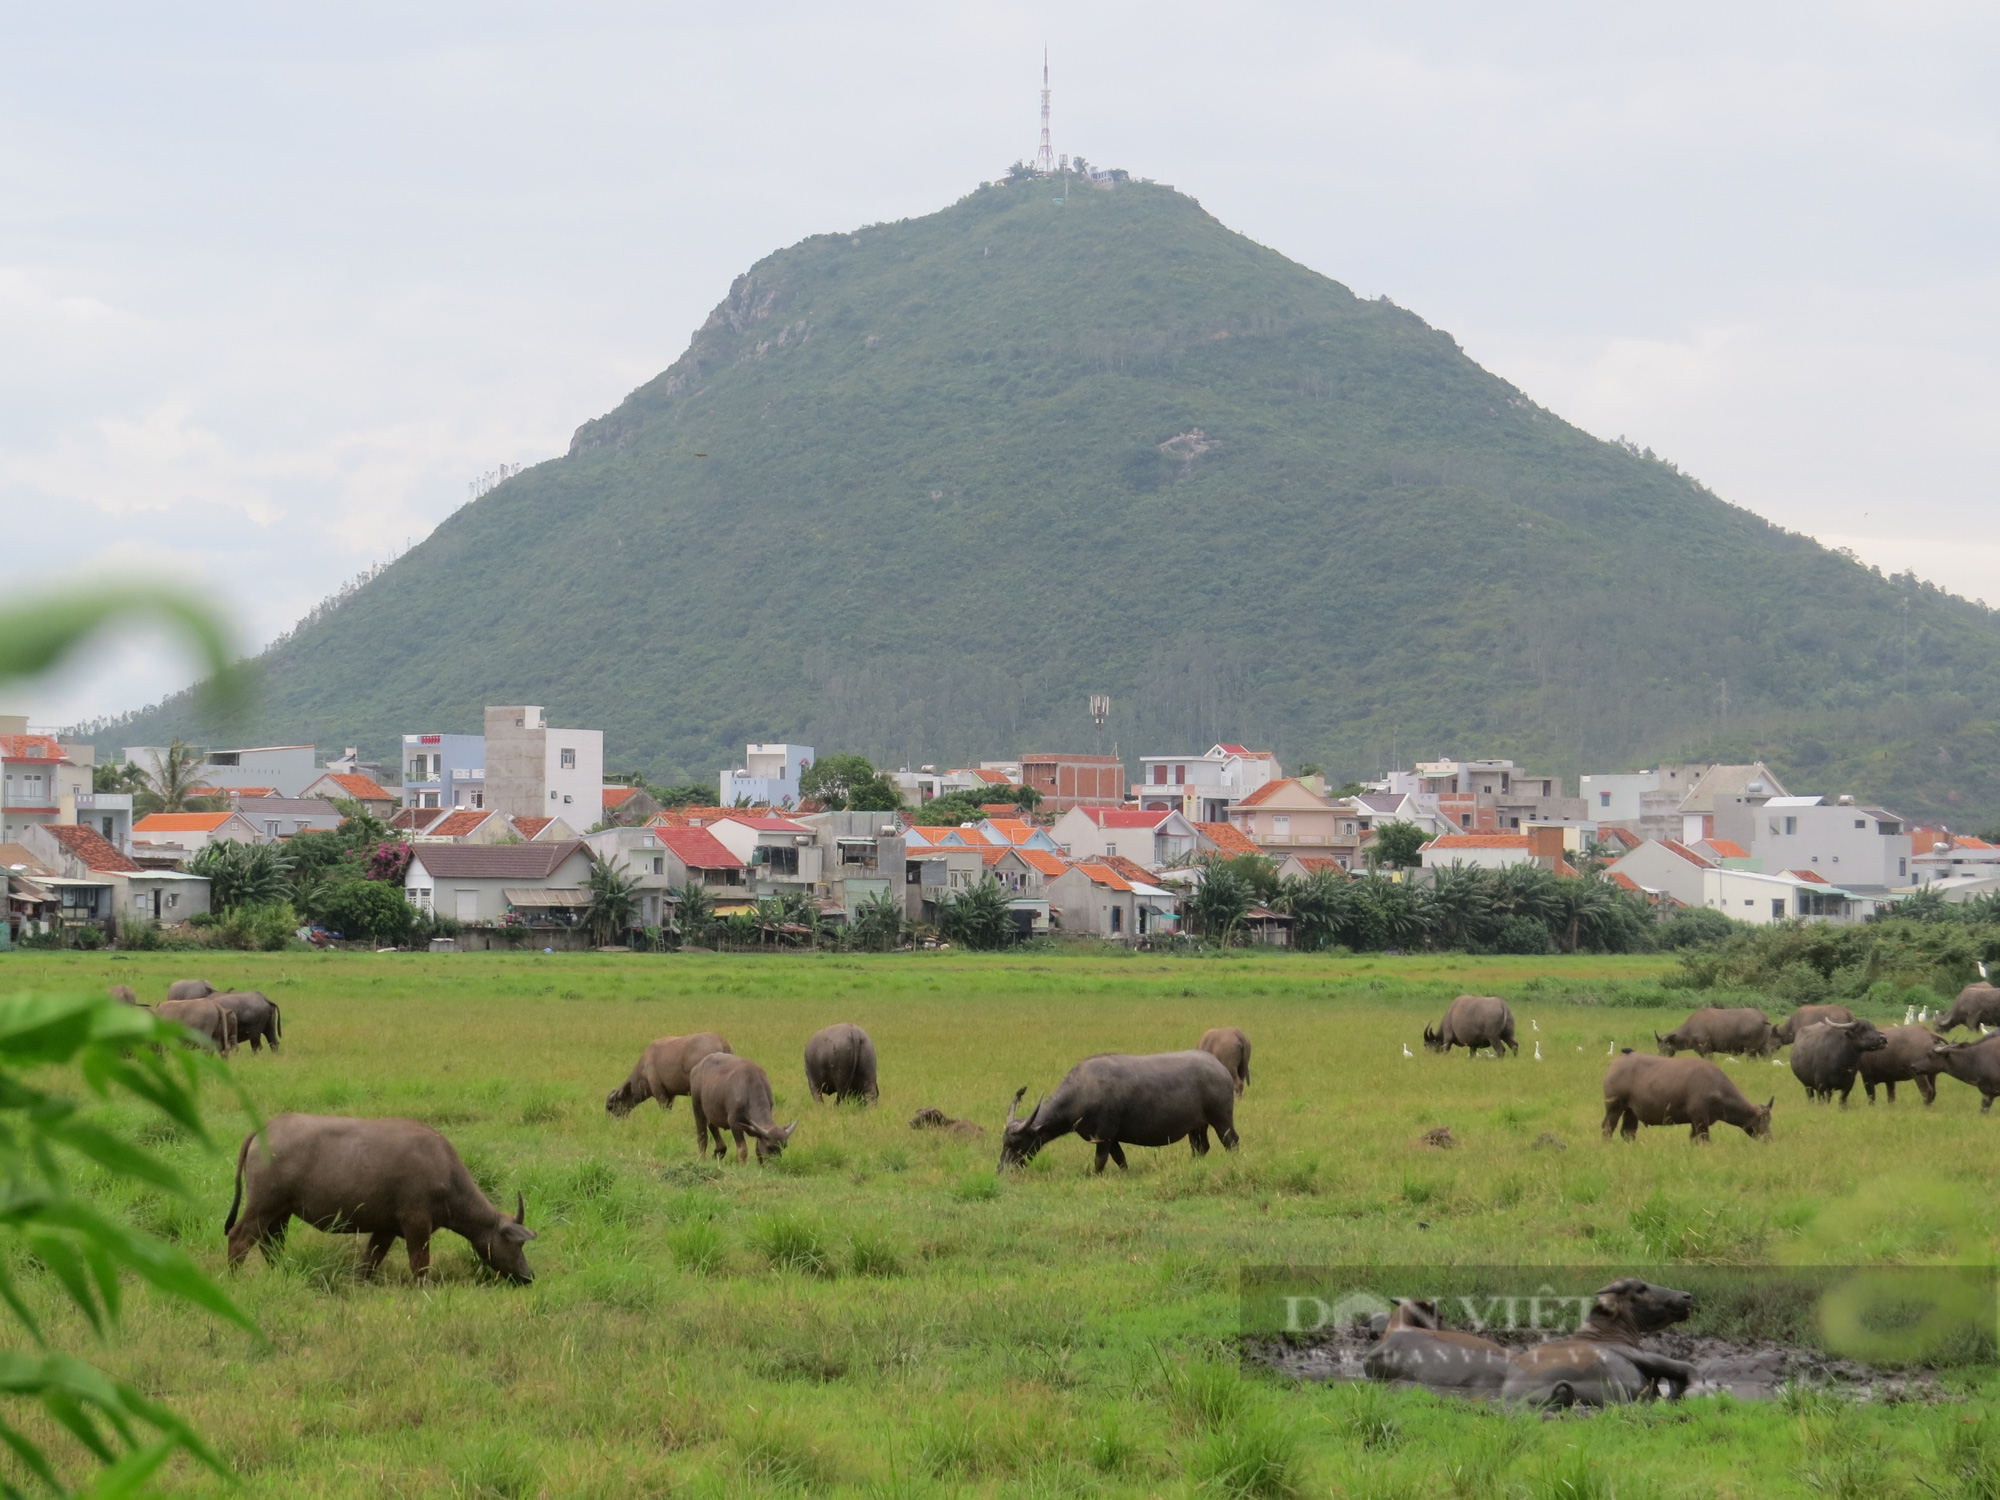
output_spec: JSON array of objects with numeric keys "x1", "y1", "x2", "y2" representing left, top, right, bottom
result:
[
  {"x1": 316, "y1": 879, "x2": 416, "y2": 945},
  {"x1": 216, "y1": 902, "x2": 298, "y2": 951}
]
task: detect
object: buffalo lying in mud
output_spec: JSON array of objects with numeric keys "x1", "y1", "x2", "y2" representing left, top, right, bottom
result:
[
  {"x1": 1654, "y1": 1007, "x2": 1774, "y2": 1058},
  {"x1": 1936, "y1": 983, "x2": 2000, "y2": 1035},
  {"x1": 1197, "y1": 1027, "x2": 1252, "y2": 1096},
  {"x1": 1859, "y1": 1024, "x2": 1945, "y2": 1105},
  {"x1": 1602, "y1": 1052, "x2": 1772, "y2": 1143},
  {"x1": 157, "y1": 997, "x2": 237, "y2": 1055},
  {"x1": 1363, "y1": 1298, "x2": 1512, "y2": 1394},
  {"x1": 1423, "y1": 996, "x2": 1517, "y2": 1058},
  {"x1": 605, "y1": 1033, "x2": 732, "y2": 1116},
  {"x1": 999, "y1": 1051, "x2": 1238, "y2": 1173},
  {"x1": 1790, "y1": 1018, "x2": 1889, "y2": 1105},
  {"x1": 804, "y1": 1023, "x2": 878, "y2": 1104},
  {"x1": 224, "y1": 1114, "x2": 535, "y2": 1283},
  {"x1": 1500, "y1": 1278, "x2": 1697, "y2": 1406},
  {"x1": 1771, "y1": 1004, "x2": 1854, "y2": 1046},
  {"x1": 688, "y1": 1053, "x2": 796, "y2": 1164},
  {"x1": 1930, "y1": 1033, "x2": 2000, "y2": 1111},
  {"x1": 213, "y1": 991, "x2": 282, "y2": 1052}
]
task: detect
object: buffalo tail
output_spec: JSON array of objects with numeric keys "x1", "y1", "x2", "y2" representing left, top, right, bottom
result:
[{"x1": 223, "y1": 1132, "x2": 252, "y2": 1232}]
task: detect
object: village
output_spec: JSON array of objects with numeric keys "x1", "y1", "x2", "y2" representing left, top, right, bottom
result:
[{"x1": 4, "y1": 705, "x2": 1989, "y2": 950}]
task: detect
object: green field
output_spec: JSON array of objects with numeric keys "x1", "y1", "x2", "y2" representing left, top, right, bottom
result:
[{"x1": 1, "y1": 948, "x2": 1993, "y2": 1498}]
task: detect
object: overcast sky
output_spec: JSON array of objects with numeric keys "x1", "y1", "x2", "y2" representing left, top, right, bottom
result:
[{"x1": 4, "y1": 2, "x2": 1996, "y2": 726}]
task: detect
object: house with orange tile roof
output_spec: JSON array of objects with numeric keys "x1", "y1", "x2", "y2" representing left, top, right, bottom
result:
[
  {"x1": 599, "y1": 785, "x2": 663, "y2": 826},
  {"x1": 510, "y1": 814, "x2": 577, "y2": 842},
  {"x1": 1193, "y1": 821, "x2": 1262, "y2": 859},
  {"x1": 1421, "y1": 827, "x2": 1576, "y2": 874},
  {"x1": 409, "y1": 808, "x2": 515, "y2": 845},
  {"x1": 22, "y1": 822, "x2": 213, "y2": 930},
  {"x1": 132, "y1": 810, "x2": 264, "y2": 855},
  {"x1": 231, "y1": 796, "x2": 345, "y2": 840},
  {"x1": 1275, "y1": 854, "x2": 1349, "y2": 882},
  {"x1": 1043, "y1": 860, "x2": 1178, "y2": 941},
  {"x1": 1909, "y1": 829, "x2": 2000, "y2": 890},
  {"x1": 972, "y1": 818, "x2": 1062, "y2": 852},
  {"x1": 0, "y1": 730, "x2": 93, "y2": 845},
  {"x1": 1225, "y1": 779, "x2": 1349, "y2": 862},
  {"x1": 300, "y1": 772, "x2": 399, "y2": 819},
  {"x1": 1049, "y1": 806, "x2": 1198, "y2": 869}
]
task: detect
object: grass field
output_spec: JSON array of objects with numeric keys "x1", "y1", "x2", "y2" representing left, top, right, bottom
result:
[{"x1": 1, "y1": 947, "x2": 1994, "y2": 1499}]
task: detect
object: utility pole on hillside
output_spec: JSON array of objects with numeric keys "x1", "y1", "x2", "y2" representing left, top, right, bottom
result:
[{"x1": 1036, "y1": 49, "x2": 1055, "y2": 176}]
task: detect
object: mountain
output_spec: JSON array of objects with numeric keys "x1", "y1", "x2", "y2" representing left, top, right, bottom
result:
[{"x1": 107, "y1": 175, "x2": 2000, "y2": 820}]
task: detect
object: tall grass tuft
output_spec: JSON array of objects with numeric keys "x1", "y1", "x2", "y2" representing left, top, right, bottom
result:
[
  {"x1": 750, "y1": 1213, "x2": 835, "y2": 1276},
  {"x1": 1794, "y1": 1398, "x2": 1894, "y2": 1500},
  {"x1": 848, "y1": 1230, "x2": 902, "y2": 1277},
  {"x1": 667, "y1": 1218, "x2": 724, "y2": 1275},
  {"x1": 952, "y1": 1171, "x2": 1000, "y2": 1203},
  {"x1": 1323, "y1": 1380, "x2": 1403, "y2": 1450},
  {"x1": 1528, "y1": 1445, "x2": 1609, "y2": 1500},
  {"x1": 1187, "y1": 1412, "x2": 1303, "y2": 1499},
  {"x1": 1087, "y1": 1408, "x2": 1138, "y2": 1473},
  {"x1": 1932, "y1": 1413, "x2": 2000, "y2": 1500},
  {"x1": 731, "y1": 1410, "x2": 840, "y2": 1490},
  {"x1": 1157, "y1": 1355, "x2": 1252, "y2": 1435},
  {"x1": 451, "y1": 1439, "x2": 538, "y2": 1499}
]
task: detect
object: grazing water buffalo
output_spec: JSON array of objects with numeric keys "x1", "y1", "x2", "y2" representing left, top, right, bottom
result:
[
  {"x1": 804, "y1": 1023, "x2": 879, "y2": 1104},
  {"x1": 224, "y1": 1114, "x2": 535, "y2": 1282},
  {"x1": 213, "y1": 991, "x2": 281, "y2": 1052},
  {"x1": 1790, "y1": 1018, "x2": 1889, "y2": 1105},
  {"x1": 998, "y1": 1051, "x2": 1238, "y2": 1173},
  {"x1": 1363, "y1": 1298, "x2": 1513, "y2": 1394},
  {"x1": 1859, "y1": 1024, "x2": 1945, "y2": 1105},
  {"x1": 1602, "y1": 1052, "x2": 1772, "y2": 1143},
  {"x1": 1771, "y1": 1003, "x2": 1855, "y2": 1046},
  {"x1": 108, "y1": 985, "x2": 139, "y2": 1006},
  {"x1": 1197, "y1": 1027, "x2": 1252, "y2": 1096},
  {"x1": 167, "y1": 978, "x2": 217, "y2": 1001},
  {"x1": 1654, "y1": 1007, "x2": 1774, "y2": 1058},
  {"x1": 1500, "y1": 1278, "x2": 1697, "y2": 1407},
  {"x1": 157, "y1": 997, "x2": 237, "y2": 1055},
  {"x1": 1423, "y1": 996, "x2": 1518, "y2": 1059},
  {"x1": 1937, "y1": 984, "x2": 2000, "y2": 1034},
  {"x1": 604, "y1": 1033, "x2": 732, "y2": 1116},
  {"x1": 687, "y1": 1053, "x2": 796, "y2": 1164},
  {"x1": 1930, "y1": 1033, "x2": 2000, "y2": 1111}
]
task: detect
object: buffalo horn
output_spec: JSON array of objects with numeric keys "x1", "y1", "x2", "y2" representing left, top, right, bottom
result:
[
  {"x1": 1764, "y1": 1097, "x2": 1774, "y2": 1109},
  {"x1": 516, "y1": 1192, "x2": 526, "y2": 1225},
  {"x1": 1006, "y1": 1086, "x2": 1027, "y2": 1125},
  {"x1": 1653, "y1": 1031, "x2": 1663, "y2": 1042}
]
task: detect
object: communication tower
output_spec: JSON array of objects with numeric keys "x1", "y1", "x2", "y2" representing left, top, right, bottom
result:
[{"x1": 1036, "y1": 50, "x2": 1055, "y2": 175}]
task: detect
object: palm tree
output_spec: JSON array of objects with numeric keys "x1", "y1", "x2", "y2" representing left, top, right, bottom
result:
[
  {"x1": 1426, "y1": 863, "x2": 1493, "y2": 950},
  {"x1": 134, "y1": 740, "x2": 219, "y2": 814},
  {"x1": 584, "y1": 856, "x2": 642, "y2": 945},
  {"x1": 673, "y1": 882, "x2": 716, "y2": 949},
  {"x1": 937, "y1": 877, "x2": 1015, "y2": 950},
  {"x1": 1188, "y1": 867, "x2": 1251, "y2": 944},
  {"x1": 187, "y1": 840, "x2": 294, "y2": 912},
  {"x1": 847, "y1": 889, "x2": 903, "y2": 951}
]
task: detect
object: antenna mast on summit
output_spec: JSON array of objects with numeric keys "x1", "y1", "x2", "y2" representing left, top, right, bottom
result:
[{"x1": 1036, "y1": 49, "x2": 1055, "y2": 175}]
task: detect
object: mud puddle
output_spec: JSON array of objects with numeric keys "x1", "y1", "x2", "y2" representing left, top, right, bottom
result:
[{"x1": 1250, "y1": 1327, "x2": 1959, "y2": 1403}]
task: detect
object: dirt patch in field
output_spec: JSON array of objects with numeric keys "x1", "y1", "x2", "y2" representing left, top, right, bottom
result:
[{"x1": 1250, "y1": 1325, "x2": 1961, "y2": 1403}]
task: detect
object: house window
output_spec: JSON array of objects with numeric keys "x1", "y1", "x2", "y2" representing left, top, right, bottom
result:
[
  {"x1": 1900, "y1": 857, "x2": 1907, "y2": 877},
  {"x1": 1744, "y1": 899, "x2": 1754, "y2": 907},
  {"x1": 1509, "y1": 817, "x2": 1520, "y2": 829},
  {"x1": 1175, "y1": 765, "x2": 1185, "y2": 784},
  {"x1": 765, "y1": 846, "x2": 799, "y2": 876},
  {"x1": 1854, "y1": 818, "x2": 1865, "y2": 830},
  {"x1": 1784, "y1": 817, "x2": 1797, "y2": 835},
  {"x1": 265, "y1": 821, "x2": 279, "y2": 837},
  {"x1": 408, "y1": 758, "x2": 425, "y2": 780},
  {"x1": 1272, "y1": 817, "x2": 1289, "y2": 838},
  {"x1": 1110, "y1": 906, "x2": 1122, "y2": 933},
  {"x1": 1599, "y1": 792, "x2": 1611, "y2": 807},
  {"x1": 1153, "y1": 765, "x2": 1167, "y2": 785},
  {"x1": 652, "y1": 857, "x2": 664, "y2": 875},
  {"x1": 1772, "y1": 899, "x2": 1785, "y2": 920},
  {"x1": 471, "y1": 792, "x2": 483, "y2": 809},
  {"x1": 1460, "y1": 814, "x2": 1471, "y2": 828},
  {"x1": 101, "y1": 817, "x2": 114, "y2": 839},
  {"x1": 561, "y1": 748, "x2": 577, "y2": 769},
  {"x1": 1105, "y1": 843, "x2": 1117, "y2": 857}
]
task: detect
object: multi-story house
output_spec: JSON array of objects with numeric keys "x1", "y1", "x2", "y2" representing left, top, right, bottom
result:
[
  {"x1": 1048, "y1": 807, "x2": 1198, "y2": 869},
  {"x1": 0, "y1": 728, "x2": 92, "y2": 845},
  {"x1": 1017, "y1": 752, "x2": 1125, "y2": 812},
  {"x1": 1741, "y1": 796, "x2": 1914, "y2": 898},
  {"x1": 1408, "y1": 758, "x2": 1584, "y2": 832},
  {"x1": 707, "y1": 814, "x2": 824, "y2": 896},
  {"x1": 1133, "y1": 744, "x2": 1282, "y2": 822},
  {"x1": 484, "y1": 706, "x2": 603, "y2": 823},
  {"x1": 1226, "y1": 779, "x2": 1349, "y2": 860},
  {"x1": 719, "y1": 744, "x2": 814, "y2": 809},
  {"x1": 400, "y1": 732, "x2": 487, "y2": 810}
]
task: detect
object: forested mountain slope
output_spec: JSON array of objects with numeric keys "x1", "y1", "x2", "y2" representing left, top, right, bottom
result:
[{"x1": 110, "y1": 176, "x2": 2000, "y2": 819}]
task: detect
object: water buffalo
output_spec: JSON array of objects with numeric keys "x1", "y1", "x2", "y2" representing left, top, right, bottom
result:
[
  {"x1": 804, "y1": 1023, "x2": 878, "y2": 1104},
  {"x1": 223, "y1": 1114, "x2": 535, "y2": 1282},
  {"x1": 909, "y1": 1107, "x2": 984, "y2": 1139},
  {"x1": 1771, "y1": 1003, "x2": 1854, "y2": 1046},
  {"x1": 213, "y1": 991, "x2": 282, "y2": 1052},
  {"x1": 167, "y1": 978, "x2": 217, "y2": 1001},
  {"x1": 1654, "y1": 1007, "x2": 1774, "y2": 1058},
  {"x1": 1790, "y1": 1018, "x2": 1889, "y2": 1105},
  {"x1": 1363, "y1": 1297, "x2": 1513, "y2": 1394},
  {"x1": 1602, "y1": 1051, "x2": 1772, "y2": 1143},
  {"x1": 1423, "y1": 996, "x2": 1518, "y2": 1059},
  {"x1": 1859, "y1": 1024, "x2": 1945, "y2": 1105},
  {"x1": 1930, "y1": 1033, "x2": 2000, "y2": 1111},
  {"x1": 687, "y1": 1053, "x2": 796, "y2": 1164},
  {"x1": 998, "y1": 1051, "x2": 1238, "y2": 1173},
  {"x1": 604, "y1": 1033, "x2": 732, "y2": 1116},
  {"x1": 1500, "y1": 1278, "x2": 1697, "y2": 1406},
  {"x1": 1936, "y1": 983, "x2": 2000, "y2": 1034},
  {"x1": 1197, "y1": 1027, "x2": 1252, "y2": 1096},
  {"x1": 108, "y1": 985, "x2": 140, "y2": 1006},
  {"x1": 157, "y1": 997, "x2": 237, "y2": 1055}
]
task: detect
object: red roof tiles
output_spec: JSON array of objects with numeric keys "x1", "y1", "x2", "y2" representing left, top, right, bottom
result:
[
  {"x1": 134, "y1": 812, "x2": 242, "y2": 833},
  {"x1": 320, "y1": 773, "x2": 393, "y2": 802},
  {"x1": 657, "y1": 827, "x2": 743, "y2": 869},
  {"x1": 1077, "y1": 808, "x2": 1171, "y2": 829},
  {"x1": 1426, "y1": 834, "x2": 1533, "y2": 850},
  {"x1": 42, "y1": 823, "x2": 142, "y2": 873},
  {"x1": 510, "y1": 816, "x2": 556, "y2": 839},
  {"x1": 1701, "y1": 838, "x2": 1749, "y2": 859},
  {"x1": 428, "y1": 809, "x2": 494, "y2": 838},
  {"x1": 1194, "y1": 822, "x2": 1262, "y2": 857}
]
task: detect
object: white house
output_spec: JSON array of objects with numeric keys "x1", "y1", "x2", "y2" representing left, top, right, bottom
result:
[
  {"x1": 131, "y1": 810, "x2": 265, "y2": 854},
  {"x1": 1744, "y1": 796, "x2": 1912, "y2": 895},
  {"x1": 1044, "y1": 860, "x2": 1178, "y2": 940},
  {"x1": 1049, "y1": 807, "x2": 1198, "y2": 869},
  {"x1": 708, "y1": 814, "x2": 823, "y2": 894},
  {"x1": 1133, "y1": 744, "x2": 1281, "y2": 822},
  {"x1": 1702, "y1": 865, "x2": 1858, "y2": 924},
  {"x1": 403, "y1": 839, "x2": 595, "y2": 926},
  {"x1": 720, "y1": 744, "x2": 813, "y2": 809},
  {"x1": 483, "y1": 706, "x2": 603, "y2": 823},
  {"x1": 1604, "y1": 839, "x2": 1718, "y2": 907},
  {"x1": 1420, "y1": 829, "x2": 1575, "y2": 874}
]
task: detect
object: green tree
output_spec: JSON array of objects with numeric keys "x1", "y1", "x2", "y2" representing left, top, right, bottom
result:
[
  {"x1": 1187, "y1": 867, "x2": 1250, "y2": 943},
  {"x1": 846, "y1": 888, "x2": 904, "y2": 951},
  {"x1": 187, "y1": 840, "x2": 295, "y2": 912},
  {"x1": 913, "y1": 784, "x2": 1042, "y2": 825},
  {"x1": 584, "y1": 856, "x2": 642, "y2": 945},
  {"x1": 936, "y1": 877, "x2": 1015, "y2": 950},
  {"x1": 132, "y1": 740, "x2": 224, "y2": 816},
  {"x1": 673, "y1": 882, "x2": 716, "y2": 948},
  {"x1": 316, "y1": 879, "x2": 417, "y2": 944},
  {"x1": 845, "y1": 775, "x2": 906, "y2": 812},
  {"x1": 91, "y1": 760, "x2": 146, "y2": 795},
  {"x1": 1368, "y1": 821, "x2": 1430, "y2": 871},
  {"x1": 1275, "y1": 867, "x2": 1350, "y2": 952},
  {"x1": 798, "y1": 754, "x2": 879, "y2": 810}
]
